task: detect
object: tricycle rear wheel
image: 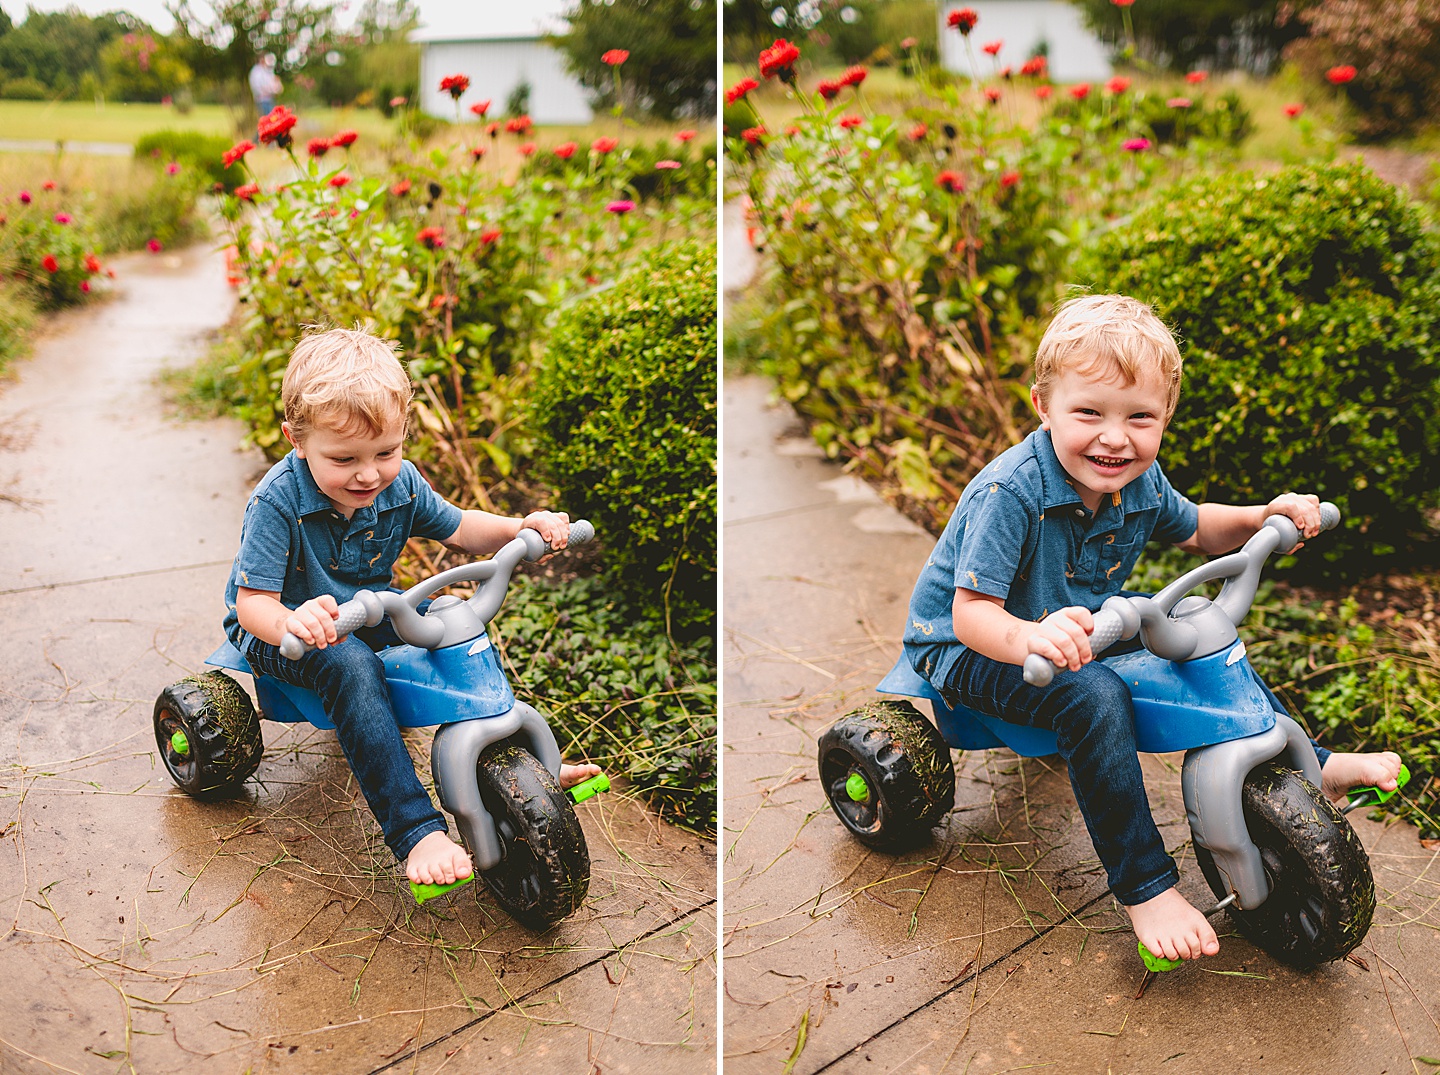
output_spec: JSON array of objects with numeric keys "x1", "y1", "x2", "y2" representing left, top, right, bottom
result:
[
  {"x1": 818, "y1": 700, "x2": 955, "y2": 851},
  {"x1": 153, "y1": 672, "x2": 263, "y2": 797},
  {"x1": 476, "y1": 744, "x2": 590, "y2": 929},
  {"x1": 1195, "y1": 762, "x2": 1375, "y2": 968}
]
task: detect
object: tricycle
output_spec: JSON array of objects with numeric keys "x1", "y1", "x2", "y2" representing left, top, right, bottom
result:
[
  {"x1": 152, "y1": 521, "x2": 607, "y2": 929},
  {"x1": 819, "y1": 504, "x2": 1407, "y2": 970}
]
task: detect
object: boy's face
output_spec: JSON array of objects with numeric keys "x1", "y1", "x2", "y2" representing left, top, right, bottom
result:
[
  {"x1": 1031, "y1": 361, "x2": 1169, "y2": 510},
  {"x1": 284, "y1": 416, "x2": 405, "y2": 517}
]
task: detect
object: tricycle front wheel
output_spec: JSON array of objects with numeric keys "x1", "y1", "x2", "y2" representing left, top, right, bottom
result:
[
  {"x1": 1195, "y1": 762, "x2": 1375, "y2": 968},
  {"x1": 476, "y1": 744, "x2": 590, "y2": 929}
]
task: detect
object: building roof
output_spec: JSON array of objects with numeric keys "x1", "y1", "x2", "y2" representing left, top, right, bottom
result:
[{"x1": 410, "y1": 0, "x2": 571, "y2": 43}]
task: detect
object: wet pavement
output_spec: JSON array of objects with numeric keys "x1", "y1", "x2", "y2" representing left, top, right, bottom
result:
[
  {"x1": 0, "y1": 244, "x2": 715, "y2": 1073},
  {"x1": 720, "y1": 376, "x2": 1440, "y2": 1073}
]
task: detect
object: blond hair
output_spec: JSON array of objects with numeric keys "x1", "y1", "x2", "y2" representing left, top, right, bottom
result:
[
  {"x1": 1033, "y1": 294, "x2": 1183, "y2": 418},
  {"x1": 281, "y1": 327, "x2": 412, "y2": 441}
]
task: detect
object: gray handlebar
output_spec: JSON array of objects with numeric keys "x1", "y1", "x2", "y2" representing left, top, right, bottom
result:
[
  {"x1": 279, "y1": 589, "x2": 386, "y2": 660},
  {"x1": 1023, "y1": 606, "x2": 1129, "y2": 687}
]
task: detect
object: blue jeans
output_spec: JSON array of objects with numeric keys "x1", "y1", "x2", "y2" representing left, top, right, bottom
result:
[
  {"x1": 246, "y1": 614, "x2": 446, "y2": 863},
  {"x1": 943, "y1": 646, "x2": 1330, "y2": 906}
]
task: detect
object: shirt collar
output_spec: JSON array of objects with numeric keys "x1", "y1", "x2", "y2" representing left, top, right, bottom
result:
[
  {"x1": 290, "y1": 452, "x2": 412, "y2": 521},
  {"x1": 1033, "y1": 428, "x2": 1160, "y2": 520}
]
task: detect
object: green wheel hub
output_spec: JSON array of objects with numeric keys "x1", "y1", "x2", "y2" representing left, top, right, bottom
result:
[
  {"x1": 845, "y1": 771, "x2": 870, "y2": 803},
  {"x1": 170, "y1": 730, "x2": 191, "y2": 755}
]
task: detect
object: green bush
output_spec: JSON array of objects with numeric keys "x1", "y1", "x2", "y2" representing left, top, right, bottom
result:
[
  {"x1": 0, "y1": 280, "x2": 37, "y2": 376},
  {"x1": 1073, "y1": 161, "x2": 1440, "y2": 576},
  {"x1": 134, "y1": 130, "x2": 239, "y2": 193},
  {"x1": 1, "y1": 77, "x2": 50, "y2": 100},
  {"x1": 91, "y1": 162, "x2": 209, "y2": 252},
  {"x1": 528, "y1": 239, "x2": 717, "y2": 639}
]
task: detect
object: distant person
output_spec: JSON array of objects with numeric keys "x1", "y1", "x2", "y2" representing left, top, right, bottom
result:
[{"x1": 248, "y1": 55, "x2": 282, "y2": 121}]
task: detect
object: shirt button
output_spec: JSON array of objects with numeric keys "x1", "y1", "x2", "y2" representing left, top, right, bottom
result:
[{"x1": 1074, "y1": 508, "x2": 1085, "y2": 518}]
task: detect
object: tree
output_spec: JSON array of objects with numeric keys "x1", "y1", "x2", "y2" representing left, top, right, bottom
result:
[
  {"x1": 555, "y1": 0, "x2": 717, "y2": 121},
  {"x1": 0, "y1": 10, "x2": 137, "y2": 96},
  {"x1": 1073, "y1": 0, "x2": 1306, "y2": 74}
]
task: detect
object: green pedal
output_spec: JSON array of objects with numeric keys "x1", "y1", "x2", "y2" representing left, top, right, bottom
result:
[
  {"x1": 1348, "y1": 762, "x2": 1411, "y2": 808},
  {"x1": 568, "y1": 772, "x2": 610, "y2": 804},
  {"x1": 1138, "y1": 940, "x2": 1185, "y2": 973},
  {"x1": 410, "y1": 873, "x2": 474, "y2": 905}
]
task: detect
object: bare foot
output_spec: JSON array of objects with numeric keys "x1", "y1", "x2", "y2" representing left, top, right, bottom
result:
[
  {"x1": 1320, "y1": 750, "x2": 1403, "y2": 805},
  {"x1": 560, "y1": 762, "x2": 602, "y2": 790},
  {"x1": 1124, "y1": 888, "x2": 1220, "y2": 964},
  {"x1": 405, "y1": 831, "x2": 473, "y2": 886}
]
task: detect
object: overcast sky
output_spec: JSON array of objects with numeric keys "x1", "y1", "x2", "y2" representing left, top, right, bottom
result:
[{"x1": 2, "y1": 0, "x2": 557, "y2": 36}]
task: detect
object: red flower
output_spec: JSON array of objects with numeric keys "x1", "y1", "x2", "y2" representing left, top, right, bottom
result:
[
  {"x1": 332, "y1": 129, "x2": 358, "y2": 147},
  {"x1": 235, "y1": 182, "x2": 259, "y2": 201},
  {"x1": 607, "y1": 199, "x2": 635, "y2": 214},
  {"x1": 390, "y1": 95, "x2": 407, "y2": 108},
  {"x1": 505, "y1": 115, "x2": 533, "y2": 134},
  {"x1": 675, "y1": 129, "x2": 697, "y2": 142},
  {"x1": 601, "y1": 48, "x2": 629, "y2": 65},
  {"x1": 1000, "y1": 170, "x2": 1020, "y2": 188},
  {"x1": 726, "y1": 77, "x2": 759, "y2": 104},
  {"x1": 329, "y1": 174, "x2": 350, "y2": 187},
  {"x1": 554, "y1": 142, "x2": 577, "y2": 159},
  {"x1": 947, "y1": 7, "x2": 978, "y2": 34},
  {"x1": 907, "y1": 122, "x2": 927, "y2": 141},
  {"x1": 1105, "y1": 76, "x2": 1131, "y2": 95},
  {"x1": 18, "y1": 191, "x2": 31, "y2": 204},
  {"x1": 307, "y1": 137, "x2": 331, "y2": 157},
  {"x1": 391, "y1": 178, "x2": 412, "y2": 196},
  {"x1": 1186, "y1": 70, "x2": 1208, "y2": 84},
  {"x1": 758, "y1": 38, "x2": 801, "y2": 80},
  {"x1": 146, "y1": 238, "x2": 162, "y2": 253},
  {"x1": 984, "y1": 86, "x2": 1001, "y2": 104},
  {"x1": 439, "y1": 73, "x2": 470, "y2": 99},
  {"x1": 486, "y1": 122, "x2": 500, "y2": 138},
  {"x1": 936, "y1": 170, "x2": 965, "y2": 193},
  {"x1": 1069, "y1": 83, "x2": 1091, "y2": 100},
  {"x1": 470, "y1": 145, "x2": 487, "y2": 160},
  {"x1": 42, "y1": 180, "x2": 55, "y2": 191},
  {"x1": 817, "y1": 80, "x2": 842, "y2": 100},
  {"x1": 85, "y1": 253, "x2": 101, "y2": 273},
  {"x1": 42, "y1": 254, "x2": 59, "y2": 273},
  {"x1": 518, "y1": 142, "x2": 536, "y2": 156},
  {"x1": 1112, "y1": 0, "x2": 1135, "y2": 5},
  {"x1": 838, "y1": 114, "x2": 862, "y2": 128},
  {"x1": 1021, "y1": 55, "x2": 1047, "y2": 77},
  {"x1": 479, "y1": 227, "x2": 501, "y2": 244},
  {"x1": 1000, "y1": 65, "x2": 1013, "y2": 79},
  {"x1": 1167, "y1": 97, "x2": 1192, "y2": 109},
  {"x1": 1284, "y1": 103, "x2": 1304, "y2": 118},
  {"x1": 81, "y1": 280, "x2": 90, "y2": 293},
  {"x1": 257, "y1": 106, "x2": 298, "y2": 147},
  {"x1": 222, "y1": 140, "x2": 255, "y2": 168},
  {"x1": 741, "y1": 126, "x2": 766, "y2": 145},
  {"x1": 839, "y1": 65, "x2": 867, "y2": 87},
  {"x1": 417, "y1": 226, "x2": 445, "y2": 250},
  {"x1": 1035, "y1": 85, "x2": 1053, "y2": 100},
  {"x1": 1327, "y1": 64, "x2": 1357, "y2": 85},
  {"x1": 592, "y1": 136, "x2": 618, "y2": 154},
  {"x1": 982, "y1": 40, "x2": 1002, "y2": 56},
  {"x1": 469, "y1": 100, "x2": 491, "y2": 117}
]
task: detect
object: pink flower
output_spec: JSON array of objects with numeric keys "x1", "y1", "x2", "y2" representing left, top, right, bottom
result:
[
  {"x1": 81, "y1": 280, "x2": 91, "y2": 293},
  {"x1": 601, "y1": 48, "x2": 629, "y2": 65},
  {"x1": 390, "y1": 95, "x2": 407, "y2": 108},
  {"x1": 54, "y1": 212, "x2": 72, "y2": 224},
  {"x1": 18, "y1": 190, "x2": 31, "y2": 204},
  {"x1": 146, "y1": 239, "x2": 162, "y2": 253},
  {"x1": 1284, "y1": 103, "x2": 1304, "y2": 118},
  {"x1": 166, "y1": 162, "x2": 180, "y2": 175},
  {"x1": 1186, "y1": 70, "x2": 1208, "y2": 84},
  {"x1": 1122, "y1": 137, "x2": 1151, "y2": 152},
  {"x1": 606, "y1": 199, "x2": 636, "y2": 214},
  {"x1": 1167, "y1": 97, "x2": 1192, "y2": 109},
  {"x1": 982, "y1": 40, "x2": 1002, "y2": 56},
  {"x1": 655, "y1": 159, "x2": 681, "y2": 169}
]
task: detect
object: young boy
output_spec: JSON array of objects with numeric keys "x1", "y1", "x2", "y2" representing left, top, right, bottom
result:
[
  {"x1": 223, "y1": 328, "x2": 600, "y2": 890},
  {"x1": 902, "y1": 294, "x2": 1402, "y2": 966}
]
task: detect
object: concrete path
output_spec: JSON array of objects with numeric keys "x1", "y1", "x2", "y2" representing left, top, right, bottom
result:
[
  {"x1": 720, "y1": 370, "x2": 1440, "y2": 1073},
  {"x1": 0, "y1": 245, "x2": 715, "y2": 1073}
]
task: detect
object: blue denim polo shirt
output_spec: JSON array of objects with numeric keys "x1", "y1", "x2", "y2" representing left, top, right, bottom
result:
[
  {"x1": 223, "y1": 452, "x2": 463, "y2": 654},
  {"x1": 903, "y1": 428, "x2": 1199, "y2": 690}
]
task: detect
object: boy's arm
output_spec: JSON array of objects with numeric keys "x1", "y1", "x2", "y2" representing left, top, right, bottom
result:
[
  {"x1": 441, "y1": 509, "x2": 570, "y2": 557},
  {"x1": 236, "y1": 587, "x2": 341, "y2": 649},
  {"x1": 1176, "y1": 494, "x2": 1322, "y2": 556},
  {"x1": 953, "y1": 589, "x2": 1096, "y2": 672}
]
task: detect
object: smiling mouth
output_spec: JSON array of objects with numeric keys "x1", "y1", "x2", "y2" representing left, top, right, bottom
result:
[{"x1": 1087, "y1": 455, "x2": 1131, "y2": 471}]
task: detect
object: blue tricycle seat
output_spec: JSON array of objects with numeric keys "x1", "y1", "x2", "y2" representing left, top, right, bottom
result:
[
  {"x1": 877, "y1": 643, "x2": 1279, "y2": 758},
  {"x1": 206, "y1": 636, "x2": 516, "y2": 730}
]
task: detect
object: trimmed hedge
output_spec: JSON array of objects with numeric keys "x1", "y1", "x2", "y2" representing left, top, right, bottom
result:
[
  {"x1": 1073, "y1": 161, "x2": 1440, "y2": 575},
  {"x1": 528, "y1": 239, "x2": 717, "y2": 638}
]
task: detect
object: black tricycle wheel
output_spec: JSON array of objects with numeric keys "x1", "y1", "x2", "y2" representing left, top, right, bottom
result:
[
  {"x1": 1195, "y1": 762, "x2": 1375, "y2": 968},
  {"x1": 818, "y1": 700, "x2": 955, "y2": 851},
  {"x1": 476, "y1": 744, "x2": 590, "y2": 929},
  {"x1": 153, "y1": 672, "x2": 263, "y2": 797}
]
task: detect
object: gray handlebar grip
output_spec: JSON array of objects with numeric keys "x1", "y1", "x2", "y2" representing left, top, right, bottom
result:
[
  {"x1": 278, "y1": 591, "x2": 384, "y2": 660},
  {"x1": 1022, "y1": 608, "x2": 1126, "y2": 687},
  {"x1": 1319, "y1": 501, "x2": 1340, "y2": 531},
  {"x1": 519, "y1": 518, "x2": 596, "y2": 562},
  {"x1": 569, "y1": 519, "x2": 594, "y2": 546}
]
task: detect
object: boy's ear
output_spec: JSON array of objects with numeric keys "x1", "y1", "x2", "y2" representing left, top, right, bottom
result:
[
  {"x1": 281, "y1": 421, "x2": 302, "y2": 454},
  {"x1": 1030, "y1": 385, "x2": 1050, "y2": 429}
]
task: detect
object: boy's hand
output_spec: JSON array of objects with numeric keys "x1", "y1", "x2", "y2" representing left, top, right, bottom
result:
[
  {"x1": 1264, "y1": 492, "x2": 1323, "y2": 550},
  {"x1": 522, "y1": 510, "x2": 570, "y2": 551},
  {"x1": 284, "y1": 595, "x2": 341, "y2": 650},
  {"x1": 1027, "y1": 606, "x2": 1095, "y2": 673}
]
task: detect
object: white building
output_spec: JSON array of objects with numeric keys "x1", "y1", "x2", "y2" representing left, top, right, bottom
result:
[
  {"x1": 938, "y1": 1, "x2": 1111, "y2": 84},
  {"x1": 412, "y1": 0, "x2": 592, "y2": 125}
]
